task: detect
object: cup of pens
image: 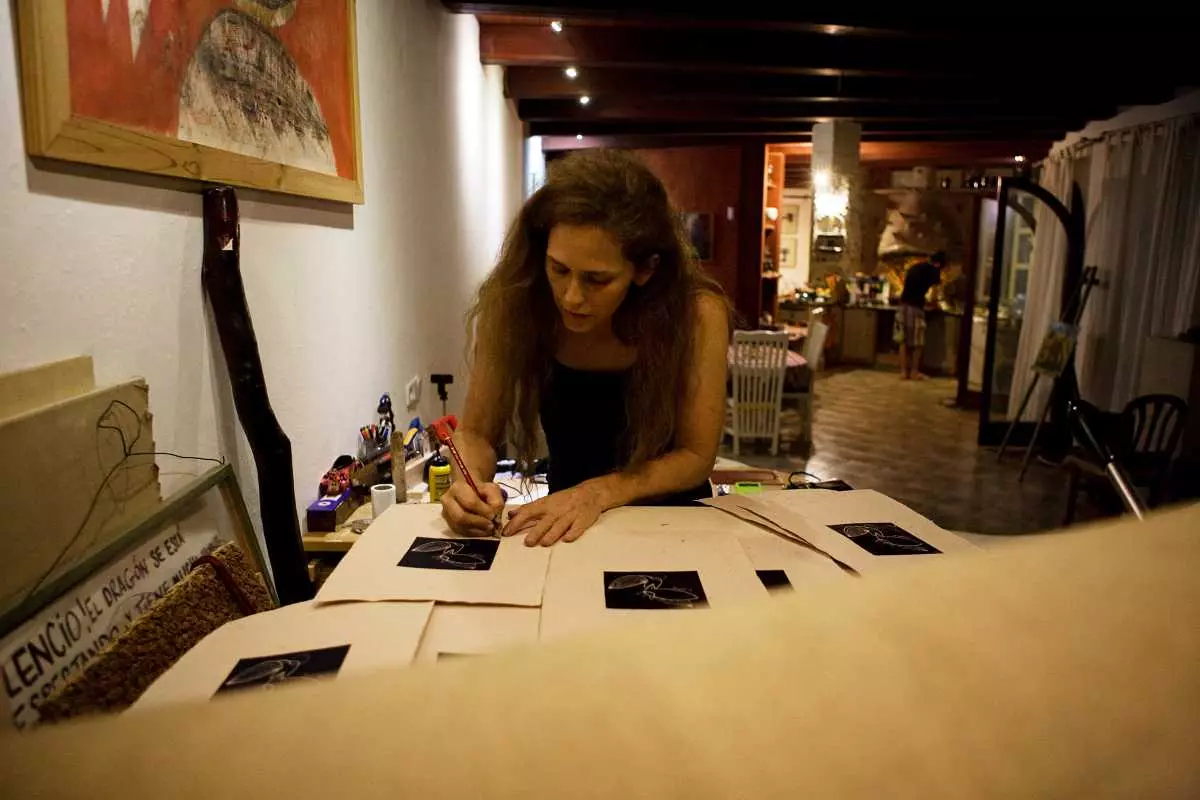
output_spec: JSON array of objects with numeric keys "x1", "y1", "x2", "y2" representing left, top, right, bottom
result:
[{"x1": 359, "y1": 423, "x2": 389, "y2": 461}]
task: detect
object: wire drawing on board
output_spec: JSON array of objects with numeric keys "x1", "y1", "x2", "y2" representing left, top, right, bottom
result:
[
  {"x1": 608, "y1": 574, "x2": 698, "y2": 605},
  {"x1": 828, "y1": 522, "x2": 941, "y2": 556},
  {"x1": 223, "y1": 654, "x2": 310, "y2": 688},
  {"x1": 215, "y1": 644, "x2": 350, "y2": 696},
  {"x1": 398, "y1": 537, "x2": 499, "y2": 571},
  {"x1": 603, "y1": 571, "x2": 709, "y2": 610},
  {"x1": 413, "y1": 540, "x2": 488, "y2": 568}
]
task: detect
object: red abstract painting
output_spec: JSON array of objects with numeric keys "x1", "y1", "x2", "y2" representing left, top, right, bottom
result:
[{"x1": 65, "y1": 0, "x2": 356, "y2": 180}]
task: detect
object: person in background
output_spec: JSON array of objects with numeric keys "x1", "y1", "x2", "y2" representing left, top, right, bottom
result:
[
  {"x1": 895, "y1": 251, "x2": 944, "y2": 380},
  {"x1": 440, "y1": 150, "x2": 731, "y2": 546}
]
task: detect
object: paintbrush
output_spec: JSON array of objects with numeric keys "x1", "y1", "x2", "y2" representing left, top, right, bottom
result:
[{"x1": 432, "y1": 418, "x2": 501, "y2": 537}]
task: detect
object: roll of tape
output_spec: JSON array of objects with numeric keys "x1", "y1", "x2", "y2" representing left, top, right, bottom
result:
[{"x1": 371, "y1": 483, "x2": 396, "y2": 518}]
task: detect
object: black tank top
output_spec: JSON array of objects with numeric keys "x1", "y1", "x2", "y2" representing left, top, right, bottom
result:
[{"x1": 538, "y1": 361, "x2": 711, "y2": 506}]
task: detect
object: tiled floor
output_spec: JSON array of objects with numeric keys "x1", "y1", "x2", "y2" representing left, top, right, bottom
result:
[{"x1": 721, "y1": 367, "x2": 1093, "y2": 537}]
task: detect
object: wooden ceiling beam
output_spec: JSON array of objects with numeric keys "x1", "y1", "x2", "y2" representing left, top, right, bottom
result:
[
  {"x1": 529, "y1": 119, "x2": 1070, "y2": 139},
  {"x1": 469, "y1": 11, "x2": 924, "y2": 37},
  {"x1": 479, "y1": 23, "x2": 950, "y2": 76},
  {"x1": 503, "y1": 67, "x2": 1171, "y2": 111},
  {"x1": 517, "y1": 99, "x2": 1091, "y2": 128},
  {"x1": 479, "y1": 22, "x2": 1196, "y2": 81},
  {"x1": 540, "y1": 136, "x2": 1050, "y2": 165},
  {"x1": 771, "y1": 140, "x2": 1049, "y2": 163},
  {"x1": 453, "y1": 5, "x2": 1171, "y2": 39}
]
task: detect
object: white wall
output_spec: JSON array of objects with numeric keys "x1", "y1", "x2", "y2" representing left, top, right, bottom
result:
[
  {"x1": 0, "y1": 2, "x2": 523, "y2": 545},
  {"x1": 524, "y1": 135, "x2": 547, "y2": 198}
]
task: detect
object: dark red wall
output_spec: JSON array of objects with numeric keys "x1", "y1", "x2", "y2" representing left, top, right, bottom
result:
[{"x1": 634, "y1": 146, "x2": 743, "y2": 309}]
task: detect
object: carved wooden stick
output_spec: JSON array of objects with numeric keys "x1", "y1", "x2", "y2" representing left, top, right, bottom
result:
[{"x1": 202, "y1": 187, "x2": 313, "y2": 604}]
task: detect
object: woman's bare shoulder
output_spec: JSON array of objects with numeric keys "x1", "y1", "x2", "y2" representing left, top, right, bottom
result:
[{"x1": 692, "y1": 291, "x2": 731, "y2": 332}]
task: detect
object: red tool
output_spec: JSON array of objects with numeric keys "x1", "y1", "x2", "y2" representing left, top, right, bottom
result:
[
  {"x1": 430, "y1": 416, "x2": 470, "y2": 487},
  {"x1": 431, "y1": 415, "x2": 501, "y2": 535}
]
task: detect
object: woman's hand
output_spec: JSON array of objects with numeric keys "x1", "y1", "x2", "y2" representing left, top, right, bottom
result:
[
  {"x1": 502, "y1": 484, "x2": 604, "y2": 546},
  {"x1": 440, "y1": 481, "x2": 506, "y2": 537}
]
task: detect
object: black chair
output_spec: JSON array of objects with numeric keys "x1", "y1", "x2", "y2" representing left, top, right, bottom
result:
[{"x1": 1062, "y1": 394, "x2": 1188, "y2": 524}]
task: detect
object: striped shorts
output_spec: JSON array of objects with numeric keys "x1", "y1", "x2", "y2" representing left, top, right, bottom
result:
[{"x1": 893, "y1": 304, "x2": 927, "y2": 348}]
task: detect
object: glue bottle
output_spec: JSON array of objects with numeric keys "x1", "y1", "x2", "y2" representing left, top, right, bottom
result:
[{"x1": 428, "y1": 452, "x2": 452, "y2": 502}]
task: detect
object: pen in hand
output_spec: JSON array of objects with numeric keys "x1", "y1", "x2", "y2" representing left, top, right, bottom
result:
[{"x1": 432, "y1": 420, "x2": 502, "y2": 536}]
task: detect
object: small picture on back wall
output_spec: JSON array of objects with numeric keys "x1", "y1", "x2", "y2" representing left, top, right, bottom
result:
[{"x1": 680, "y1": 212, "x2": 714, "y2": 262}]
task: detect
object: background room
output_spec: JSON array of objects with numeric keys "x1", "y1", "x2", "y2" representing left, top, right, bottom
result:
[
  {"x1": 525, "y1": 25, "x2": 1200, "y2": 536},
  {"x1": 0, "y1": 6, "x2": 1197, "y2": 784}
]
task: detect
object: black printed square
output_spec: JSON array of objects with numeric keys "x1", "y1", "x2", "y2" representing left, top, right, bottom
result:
[
  {"x1": 214, "y1": 644, "x2": 350, "y2": 695},
  {"x1": 603, "y1": 570, "x2": 709, "y2": 610},
  {"x1": 398, "y1": 536, "x2": 499, "y2": 571},
  {"x1": 756, "y1": 569, "x2": 793, "y2": 591},
  {"x1": 828, "y1": 522, "x2": 941, "y2": 556}
]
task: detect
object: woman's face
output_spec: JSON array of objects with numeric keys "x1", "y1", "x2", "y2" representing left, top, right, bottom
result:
[{"x1": 545, "y1": 224, "x2": 651, "y2": 335}]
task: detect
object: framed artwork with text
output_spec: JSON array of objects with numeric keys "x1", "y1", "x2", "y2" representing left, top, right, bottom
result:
[{"x1": 17, "y1": 0, "x2": 363, "y2": 203}]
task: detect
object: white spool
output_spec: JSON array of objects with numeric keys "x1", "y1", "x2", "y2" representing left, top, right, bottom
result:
[{"x1": 371, "y1": 483, "x2": 396, "y2": 518}]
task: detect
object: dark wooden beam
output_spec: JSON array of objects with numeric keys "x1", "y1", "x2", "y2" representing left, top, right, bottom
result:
[
  {"x1": 479, "y1": 22, "x2": 1198, "y2": 82},
  {"x1": 469, "y1": 11, "x2": 924, "y2": 37},
  {"x1": 481, "y1": 23, "x2": 941, "y2": 76},
  {"x1": 540, "y1": 134, "x2": 793, "y2": 151},
  {"x1": 503, "y1": 67, "x2": 1171, "y2": 112},
  {"x1": 529, "y1": 119, "x2": 1070, "y2": 139},
  {"x1": 541, "y1": 136, "x2": 1051, "y2": 166},
  {"x1": 452, "y1": 4, "x2": 1174, "y2": 38},
  {"x1": 772, "y1": 140, "x2": 1050, "y2": 163},
  {"x1": 517, "y1": 99, "x2": 1091, "y2": 129}
]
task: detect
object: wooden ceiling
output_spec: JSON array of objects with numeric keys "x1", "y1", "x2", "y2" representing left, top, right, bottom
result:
[{"x1": 445, "y1": 4, "x2": 1196, "y2": 161}]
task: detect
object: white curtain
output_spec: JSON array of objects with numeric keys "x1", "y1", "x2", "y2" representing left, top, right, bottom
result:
[
  {"x1": 1006, "y1": 156, "x2": 1072, "y2": 420},
  {"x1": 1007, "y1": 115, "x2": 1200, "y2": 419},
  {"x1": 1075, "y1": 118, "x2": 1200, "y2": 410}
]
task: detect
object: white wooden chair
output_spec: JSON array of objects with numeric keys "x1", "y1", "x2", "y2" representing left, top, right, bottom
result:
[
  {"x1": 782, "y1": 319, "x2": 829, "y2": 445},
  {"x1": 725, "y1": 330, "x2": 790, "y2": 456}
]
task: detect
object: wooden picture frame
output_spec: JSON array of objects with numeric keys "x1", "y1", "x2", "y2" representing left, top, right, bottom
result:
[
  {"x1": 16, "y1": 0, "x2": 363, "y2": 204},
  {"x1": 0, "y1": 463, "x2": 274, "y2": 642},
  {"x1": 681, "y1": 211, "x2": 714, "y2": 262}
]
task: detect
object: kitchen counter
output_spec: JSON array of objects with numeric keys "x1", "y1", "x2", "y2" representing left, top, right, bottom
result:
[
  {"x1": 833, "y1": 304, "x2": 961, "y2": 375},
  {"x1": 775, "y1": 299, "x2": 962, "y2": 375}
]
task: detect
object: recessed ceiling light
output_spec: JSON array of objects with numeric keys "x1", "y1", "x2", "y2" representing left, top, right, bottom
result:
[
  {"x1": 576, "y1": 134, "x2": 583, "y2": 141},
  {"x1": 564, "y1": 66, "x2": 578, "y2": 79},
  {"x1": 579, "y1": 95, "x2": 591, "y2": 106},
  {"x1": 550, "y1": 20, "x2": 563, "y2": 33},
  {"x1": 1014, "y1": 154, "x2": 1026, "y2": 163}
]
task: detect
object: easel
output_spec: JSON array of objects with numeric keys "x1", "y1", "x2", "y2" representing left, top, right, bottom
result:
[{"x1": 996, "y1": 265, "x2": 1099, "y2": 480}]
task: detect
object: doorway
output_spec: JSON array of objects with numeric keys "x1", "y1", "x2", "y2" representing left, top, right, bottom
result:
[{"x1": 976, "y1": 177, "x2": 1085, "y2": 446}]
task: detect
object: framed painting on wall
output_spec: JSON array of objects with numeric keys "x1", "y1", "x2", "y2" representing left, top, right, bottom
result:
[
  {"x1": 681, "y1": 212, "x2": 713, "y2": 262},
  {"x1": 17, "y1": 0, "x2": 363, "y2": 204}
]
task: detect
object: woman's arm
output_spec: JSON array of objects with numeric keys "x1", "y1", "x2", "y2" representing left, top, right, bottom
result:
[
  {"x1": 440, "y1": 339, "x2": 509, "y2": 536},
  {"x1": 506, "y1": 294, "x2": 729, "y2": 546},
  {"x1": 454, "y1": 350, "x2": 504, "y2": 483}
]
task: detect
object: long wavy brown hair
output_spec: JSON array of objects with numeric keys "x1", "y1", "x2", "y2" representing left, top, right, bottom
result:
[{"x1": 467, "y1": 149, "x2": 730, "y2": 476}]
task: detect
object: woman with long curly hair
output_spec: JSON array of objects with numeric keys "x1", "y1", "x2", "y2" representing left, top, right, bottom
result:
[{"x1": 441, "y1": 149, "x2": 731, "y2": 546}]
